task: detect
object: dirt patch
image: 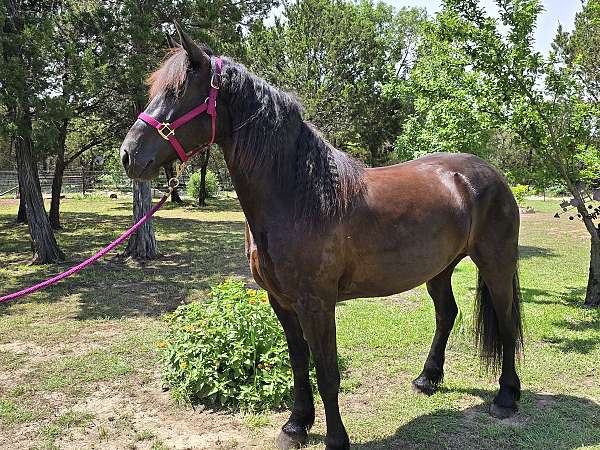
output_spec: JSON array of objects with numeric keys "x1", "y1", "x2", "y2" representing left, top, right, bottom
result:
[
  {"x1": 56, "y1": 370, "x2": 281, "y2": 450},
  {"x1": 0, "y1": 341, "x2": 46, "y2": 357}
]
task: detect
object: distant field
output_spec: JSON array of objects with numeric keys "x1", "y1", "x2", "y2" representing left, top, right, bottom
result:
[{"x1": 0, "y1": 195, "x2": 598, "y2": 450}]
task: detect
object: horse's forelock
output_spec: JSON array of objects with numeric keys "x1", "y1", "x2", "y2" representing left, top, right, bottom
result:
[{"x1": 147, "y1": 48, "x2": 189, "y2": 99}]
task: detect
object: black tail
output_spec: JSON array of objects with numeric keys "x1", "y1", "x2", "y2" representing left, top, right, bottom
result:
[{"x1": 474, "y1": 270, "x2": 523, "y2": 373}]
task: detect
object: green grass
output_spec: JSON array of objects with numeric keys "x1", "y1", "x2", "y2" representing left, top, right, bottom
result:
[{"x1": 0, "y1": 195, "x2": 598, "y2": 449}]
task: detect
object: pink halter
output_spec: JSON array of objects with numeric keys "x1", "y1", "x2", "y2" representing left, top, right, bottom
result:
[{"x1": 138, "y1": 56, "x2": 222, "y2": 162}]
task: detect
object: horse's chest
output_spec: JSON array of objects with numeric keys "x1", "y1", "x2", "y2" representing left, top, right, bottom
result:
[
  {"x1": 244, "y1": 223, "x2": 342, "y2": 303},
  {"x1": 245, "y1": 224, "x2": 291, "y2": 299}
]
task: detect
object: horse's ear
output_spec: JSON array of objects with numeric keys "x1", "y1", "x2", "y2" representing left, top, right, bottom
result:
[
  {"x1": 165, "y1": 33, "x2": 179, "y2": 49},
  {"x1": 174, "y1": 21, "x2": 209, "y2": 69}
]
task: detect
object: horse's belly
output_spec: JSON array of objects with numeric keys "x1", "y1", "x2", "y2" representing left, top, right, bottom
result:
[
  {"x1": 339, "y1": 213, "x2": 468, "y2": 300},
  {"x1": 339, "y1": 251, "x2": 451, "y2": 299}
]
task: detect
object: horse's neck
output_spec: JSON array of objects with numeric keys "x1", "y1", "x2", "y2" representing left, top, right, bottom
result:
[{"x1": 221, "y1": 141, "x2": 296, "y2": 238}]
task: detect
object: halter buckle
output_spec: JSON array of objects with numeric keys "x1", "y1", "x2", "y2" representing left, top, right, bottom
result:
[{"x1": 157, "y1": 122, "x2": 175, "y2": 140}]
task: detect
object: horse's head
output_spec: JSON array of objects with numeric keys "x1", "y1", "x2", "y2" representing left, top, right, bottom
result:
[{"x1": 120, "y1": 26, "x2": 227, "y2": 180}]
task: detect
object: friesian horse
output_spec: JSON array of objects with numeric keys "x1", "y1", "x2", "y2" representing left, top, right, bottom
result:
[{"x1": 120, "y1": 27, "x2": 523, "y2": 450}]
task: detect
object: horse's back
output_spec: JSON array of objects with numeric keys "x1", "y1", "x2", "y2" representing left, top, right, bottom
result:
[{"x1": 364, "y1": 152, "x2": 514, "y2": 218}]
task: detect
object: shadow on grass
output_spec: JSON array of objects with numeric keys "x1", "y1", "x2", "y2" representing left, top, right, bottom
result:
[
  {"x1": 309, "y1": 388, "x2": 600, "y2": 450},
  {"x1": 518, "y1": 245, "x2": 557, "y2": 259},
  {"x1": 0, "y1": 208, "x2": 251, "y2": 320},
  {"x1": 521, "y1": 286, "x2": 586, "y2": 306},
  {"x1": 543, "y1": 305, "x2": 600, "y2": 355}
]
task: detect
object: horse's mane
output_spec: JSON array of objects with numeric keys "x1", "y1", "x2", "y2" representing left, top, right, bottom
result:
[{"x1": 148, "y1": 47, "x2": 366, "y2": 227}]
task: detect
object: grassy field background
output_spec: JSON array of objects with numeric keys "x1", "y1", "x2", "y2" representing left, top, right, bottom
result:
[{"x1": 0, "y1": 195, "x2": 598, "y2": 449}]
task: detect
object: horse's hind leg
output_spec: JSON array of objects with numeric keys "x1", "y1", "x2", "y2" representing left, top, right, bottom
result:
[
  {"x1": 412, "y1": 260, "x2": 461, "y2": 395},
  {"x1": 269, "y1": 294, "x2": 315, "y2": 449},
  {"x1": 471, "y1": 246, "x2": 523, "y2": 419}
]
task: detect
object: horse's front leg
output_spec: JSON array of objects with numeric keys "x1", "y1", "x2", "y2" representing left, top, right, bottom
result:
[
  {"x1": 296, "y1": 298, "x2": 349, "y2": 450},
  {"x1": 269, "y1": 294, "x2": 315, "y2": 449}
]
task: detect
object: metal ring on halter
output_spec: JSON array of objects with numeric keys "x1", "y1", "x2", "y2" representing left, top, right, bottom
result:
[
  {"x1": 168, "y1": 177, "x2": 180, "y2": 190},
  {"x1": 210, "y1": 72, "x2": 221, "y2": 90}
]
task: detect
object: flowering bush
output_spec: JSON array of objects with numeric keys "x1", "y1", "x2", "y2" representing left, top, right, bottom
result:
[
  {"x1": 158, "y1": 279, "x2": 297, "y2": 411},
  {"x1": 511, "y1": 184, "x2": 530, "y2": 205}
]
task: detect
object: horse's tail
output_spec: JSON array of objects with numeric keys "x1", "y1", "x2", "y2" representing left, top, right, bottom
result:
[{"x1": 474, "y1": 270, "x2": 523, "y2": 373}]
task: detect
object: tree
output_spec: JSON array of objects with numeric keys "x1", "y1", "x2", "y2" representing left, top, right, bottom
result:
[
  {"x1": 1, "y1": 0, "x2": 64, "y2": 263},
  {"x1": 248, "y1": 0, "x2": 424, "y2": 165},
  {"x1": 45, "y1": 2, "x2": 124, "y2": 229},
  {"x1": 403, "y1": 0, "x2": 600, "y2": 306},
  {"x1": 391, "y1": 16, "x2": 495, "y2": 160},
  {"x1": 569, "y1": 0, "x2": 600, "y2": 105}
]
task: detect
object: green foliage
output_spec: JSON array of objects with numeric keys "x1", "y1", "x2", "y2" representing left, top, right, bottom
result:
[
  {"x1": 187, "y1": 170, "x2": 220, "y2": 199},
  {"x1": 576, "y1": 144, "x2": 600, "y2": 185},
  {"x1": 159, "y1": 280, "x2": 298, "y2": 410},
  {"x1": 390, "y1": 15, "x2": 495, "y2": 160},
  {"x1": 570, "y1": 0, "x2": 600, "y2": 105},
  {"x1": 248, "y1": 0, "x2": 424, "y2": 165},
  {"x1": 510, "y1": 184, "x2": 529, "y2": 205}
]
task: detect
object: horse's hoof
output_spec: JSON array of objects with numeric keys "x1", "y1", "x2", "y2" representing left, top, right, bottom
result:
[
  {"x1": 411, "y1": 375, "x2": 437, "y2": 396},
  {"x1": 276, "y1": 429, "x2": 307, "y2": 449},
  {"x1": 490, "y1": 402, "x2": 517, "y2": 419}
]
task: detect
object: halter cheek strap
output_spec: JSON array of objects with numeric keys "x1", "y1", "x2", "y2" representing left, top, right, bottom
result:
[{"x1": 137, "y1": 56, "x2": 222, "y2": 162}]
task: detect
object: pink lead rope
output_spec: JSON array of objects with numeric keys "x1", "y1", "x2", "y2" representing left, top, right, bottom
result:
[{"x1": 0, "y1": 191, "x2": 170, "y2": 303}]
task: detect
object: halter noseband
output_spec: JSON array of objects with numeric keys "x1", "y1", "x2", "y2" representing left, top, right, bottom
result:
[{"x1": 137, "y1": 56, "x2": 222, "y2": 162}]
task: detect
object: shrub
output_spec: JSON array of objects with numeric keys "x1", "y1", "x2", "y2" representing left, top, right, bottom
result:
[
  {"x1": 159, "y1": 280, "x2": 297, "y2": 411},
  {"x1": 511, "y1": 184, "x2": 529, "y2": 205},
  {"x1": 186, "y1": 169, "x2": 220, "y2": 199}
]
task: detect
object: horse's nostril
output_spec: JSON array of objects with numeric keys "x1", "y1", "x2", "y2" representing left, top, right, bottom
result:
[{"x1": 121, "y1": 149, "x2": 130, "y2": 170}]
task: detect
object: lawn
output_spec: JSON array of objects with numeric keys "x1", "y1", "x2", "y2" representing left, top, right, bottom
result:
[{"x1": 0, "y1": 195, "x2": 598, "y2": 450}]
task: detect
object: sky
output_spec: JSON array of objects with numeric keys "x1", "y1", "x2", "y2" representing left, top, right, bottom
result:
[{"x1": 387, "y1": 0, "x2": 582, "y2": 55}]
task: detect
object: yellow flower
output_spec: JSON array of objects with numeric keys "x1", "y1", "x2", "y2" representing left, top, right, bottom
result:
[
  {"x1": 246, "y1": 289, "x2": 257, "y2": 297},
  {"x1": 157, "y1": 341, "x2": 167, "y2": 349},
  {"x1": 249, "y1": 299, "x2": 257, "y2": 305},
  {"x1": 179, "y1": 361, "x2": 188, "y2": 369}
]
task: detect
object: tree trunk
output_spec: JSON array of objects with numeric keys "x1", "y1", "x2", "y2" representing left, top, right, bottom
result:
[
  {"x1": 123, "y1": 180, "x2": 158, "y2": 260},
  {"x1": 584, "y1": 228, "x2": 600, "y2": 307},
  {"x1": 81, "y1": 164, "x2": 86, "y2": 196},
  {"x1": 198, "y1": 149, "x2": 210, "y2": 207},
  {"x1": 164, "y1": 163, "x2": 183, "y2": 203},
  {"x1": 562, "y1": 174, "x2": 600, "y2": 307},
  {"x1": 16, "y1": 169, "x2": 27, "y2": 224},
  {"x1": 49, "y1": 119, "x2": 68, "y2": 229},
  {"x1": 15, "y1": 127, "x2": 64, "y2": 264}
]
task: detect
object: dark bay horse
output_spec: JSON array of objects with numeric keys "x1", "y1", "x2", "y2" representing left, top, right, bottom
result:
[{"x1": 120, "y1": 28, "x2": 523, "y2": 450}]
